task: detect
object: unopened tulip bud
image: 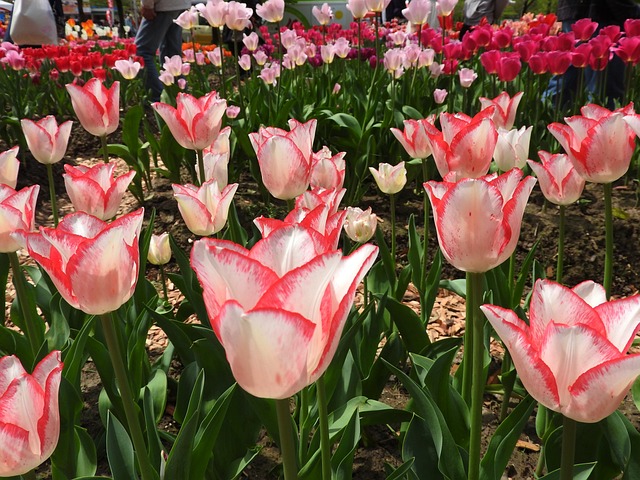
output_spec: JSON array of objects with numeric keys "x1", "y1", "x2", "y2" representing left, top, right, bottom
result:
[
  {"x1": 369, "y1": 162, "x2": 407, "y2": 195},
  {"x1": 148, "y1": 233, "x2": 171, "y2": 265},
  {"x1": 434, "y1": 88, "x2": 448, "y2": 104}
]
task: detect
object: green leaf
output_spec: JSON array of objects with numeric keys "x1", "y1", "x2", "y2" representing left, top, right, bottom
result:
[
  {"x1": 601, "y1": 411, "x2": 631, "y2": 473},
  {"x1": 328, "y1": 113, "x2": 363, "y2": 139},
  {"x1": 45, "y1": 294, "x2": 71, "y2": 352},
  {"x1": 479, "y1": 396, "x2": 535, "y2": 480},
  {"x1": 386, "y1": 458, "x2": 416, "y2": 480},
  {"x1": 122, "y1": 105, "x2": 144, "y2": 153},
  {"x1": 384, "y1": 297, "x2": 429, "y2": 354},
  {"x1": 538, "y1": 462, "x2": 597, "y2": 480},
  {"x1": 106, "y1": 412, "x2": 137, "y2": 480},
  {"x1": 332, "y1": 407, "x2": 361, "y2": 480}
]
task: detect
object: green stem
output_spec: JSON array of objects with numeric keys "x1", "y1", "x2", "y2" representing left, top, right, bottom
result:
[
  {"x1": 159, "y1": 264, "x2": 168, "y2": 300},
  {"x1": 100, "y1": 135, "x2": 109, "y2": 164},
  {"x1": 9, "y1": 252, "x2": 41, "y2": 358},
  {"x1": 100, "y1": 312, "x2": 156, "y2": 480},
  {"x1": 233, "y1": 40, "x2": 245, "y2": 112},
  {"x1": 560, "y1": 416, "x2": 577, "y2": 480},
  {"x1": 363, "y1": 275, "x2": 369, "y2": 308},
  {"x1": 604, "y1": 183, "x2": 613, "y2": 299},
  {"x1": 218, "y1": 27, "x2": 227, "y2": 99},
  {"x1": 196, "y1": 149, "x2": 205, "y2": 186},
  {"x1": 556, "y1": 205, "x2": 565, "y2": 283},
  {"x1": 420, "y1": 159, "x2": 430, "y2": 320},
  {"x1": 46, "y1": 164, "x2": 59, "y2": 227},
  {"x1": 462, "y1": 271, "x2": 474, "y2": 405},
  {"x1": 498, "y1": 351, "x2": 512, "y2": 422},
  {"x1": 468, "y1": 271, "x2": 485, "y2": 480},
  {"x1": 390, "y1": 193, "x2": 397, "y2": 272},
  {"x1": 316, "y1": 377, "x2": 332, "y2": 480},
  {"x1": 298, "y1": 388, "x2": 308, "y2": 465},
  {"x1": 275, "y1": 398, "x2": 298, "y2": 480}
]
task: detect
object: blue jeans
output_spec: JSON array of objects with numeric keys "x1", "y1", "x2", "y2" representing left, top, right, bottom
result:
[{"x1": 135, "y1": 10, "x2": 184, "y2": 102}]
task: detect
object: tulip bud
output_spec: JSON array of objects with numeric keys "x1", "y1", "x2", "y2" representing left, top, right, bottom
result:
[
  {"x1": 369, "y1": 162, "x2": 407, "y2": 195},
  {"x1": 148, "y1": 233, "x2": 172, "y2": 265}
]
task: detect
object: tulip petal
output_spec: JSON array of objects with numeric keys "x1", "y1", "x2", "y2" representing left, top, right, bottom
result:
[
  {"x1": 572, "y1": 280, "x2": 607, "y2": 307},
  {"x1": 153, "y1": 102, "x2": 194, "y2": 150},
  {"x1": 103, "y1": 170, "x2": 136, "y2": 219},
  {"x1": 481, "y1": 304, "x2": 560, "y2": 410},
  {"x1": 0, "y1": 375, "x2": 45, "y2": 456},
  {"x1": 0, "y1": 423, "x2": 33, "y2": 476},
  {"x1": 174, "y1": 190, "x2": 214, "y2": 236},
  {"x1": 594, "y1": 295, "x2": 640, "y2": 353},
  {"x1": 568, "y1": 354, "x2": 640, "y2": 422},
  {"x1": 64, "y1": 176, "x2": 108, "y2": 218},
  {"x1": 579, "y1": 115, "x2": 634, "y2": 182},
  {"x1": 217, "y1": 301, "x2": 315, "y2": 399},
  {"x1": 0, "y1": 356, "x2": 26, "y2": 398},
  {"x1": 258, "y1": 136, "x2": 310, "y2": 200},
  {"x1": 66, "y1": 82, "x2": 111, "y2": 137},
  {"x1": 448, "y1": 118, "x2": 497, "y2": 178}
]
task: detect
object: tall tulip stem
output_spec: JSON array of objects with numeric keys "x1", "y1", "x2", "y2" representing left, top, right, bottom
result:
[
  {"x1": 316, "y1": 377, "x2": 332, "y2": 480},
  {"x1": 100, "y1": 135, "x2": 109, "y2": 164},
  {"x1": 159, "y1": 264, "x2": 169, "y2": 300},
  {"x1": 9, "y1": 252, "x2": 42, "y2": 358},
  {"x1": 196, "y1": 149, "x2": 206, "y2": 186},
  {"x1": 218, "y1": 27, "x2": 227, "y2": 99},
  {"x1": 100, "y1": 313, "x2": 155, "y2": 480},
  {"x1": 604, "y1": 183, "x2": 613, "y2": 299},
  {"x1": 421, "y1": 159, "x2": 430, "y2": 301},
  {"x1": 556, "y1": 205, "x2": 566, "y2": 283},
  {"x1": 275, "y1": 398, "x2": 298, "y2": 480},
  {"x1": 46, "y1": 164, "x2": 59, "y2": 227},
  {"x1": 461, "y1": 271, "x2": 474, "y2": 404},
  {"x1": 390, "y1": 193, "x2": 397, "y2": 272},
  {"x1": 560, "y1": 416, "x2": 577, "y2": 480},
  {"x1": 468, "y1": 271, "x2": 486, "y2": 480}
]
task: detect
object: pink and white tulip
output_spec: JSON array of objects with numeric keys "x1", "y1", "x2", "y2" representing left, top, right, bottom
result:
[
  {"x1": 0, "y1": 146, "x2": 20, "y2": 188},
  {"x1": 481, "y1": 279, "x2": 640, "y2": 423},
  {"x1": 21, "y1": 116, "x2": 72, "y2": 165},
  {"x1": 66, "y1": 78, "x2": 119, "y2": 137},
  {"x1": 113, "y1": 59, "x2": 141, "y2": 79},
  {"x1": 256, "y1": 0, "x2": 284, "y2": 22},
  {"x1": 493, "y1": 126, "x2": 532, "y2": 171},
  {"x1": 424, "y1": 168, "x2": 536, "y2": 272},
  {"x1": 479, "y1": 91, "x2": 524, "y2": 130},
  {"x1": 0, "y1": 351, "x2": 63, "y2": 477},
  {"x1": 527, "y1": 151, "x2": 585, "y2": 206},
  {"x1": 310, "y1": 146, "x2": 346, "y2": 190},
  {"x1": 190, "y1": 224, "x2": 378, "y2": 399},
  {"x1": 391, "y1": 116, "x2": 436, "y2": 160},
  {"x1": 148, "y1": 233, "x2": 172, "y2": 266},
  {"x1": 312, "y1": 3, "x2": 333, "y2": 25},
  {"x1": 196, "y1": 0, "x2": 229, "y2": 28},
  {"x1": 344, "y1": 206, "x2": 377, "y2": 243},
  {"x1": 369, "y1": 162, "x2": 407, "y2": 195},
  {"x1": 172, "y1": 180, "x2": 238, "y2": 236},
  {"x1": 225, "y1": 1, "x2": 254, "y2": 30},
  {"x1": 0, "y1": 185, "x2": 39, "y2": 253},
  {"x1": 63, "y1": 162, "x2": 136, "y2": 220}
]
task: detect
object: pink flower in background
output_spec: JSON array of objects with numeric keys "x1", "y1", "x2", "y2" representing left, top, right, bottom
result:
[
  {"x1": 66, "y1": 78, "x2": 119, "y2": 137},
  {"x1": 312, "y1": 3, "x2": 333, "y2": 25},
  {"x1": 0, "y1": 184, "x2": 39, "y2": 253},
  {"x1": 253, "y1": 50, "x2": 268, "y2": 65},
  {"x1": 190, "y1": 224, "x2": 378, "y2": 399},
  {"x1": 458, "y1": 67, "x2": 478, "y2": 87},
  {"x1": 207, "y1": 50, "x2": 222, "y2": 67},
  {"x1": 310, "y1": 146, "x2": 346, "y2": 190},
  {"x1": 163, "y1": 55, "x2": 184, "y2": 76},
  {"x1": 249, "y1": 119, "x2": 317, "y2": 200},
  {"x1": 481, "y1": 279, "x2": 640, "y2": 423},
  {"x1": 344, "y1": 206, "x2": 377, "y2": 243},
  {"x1": 17, "y1": 209, "x2": 144, "y2": 314},
  {"x1": 402, "y1": 0, "x2": 431, "y2": 25},
  {"x1": 527, "y1": 151, "x2": 585, "y2": 206},
  {"x1": 0, "y1": 146, "x2": 19, "y2": 188},
  {"x1": 369, "y1": 162, "x2": 407, "y2": 195},
  {"x1": 391, "y1": 116, "x2": 436, "y2": 159},
  {"x1": 198, "y1": 126, "x2": 231, "y2": 186},
  {"x1": 434, "y1": 88, "x2": 448, "y2": 104},
  {"x1": 153, "y1": 91, "x2": 227, "y2": 151},
  {"x1": 226, "y1": 105, "x2": 241, "y2": 118},
  {"x1": 0, "y1": 351, "x2": 63, "y2": 477},
  {"x1": 259, "y1": 64, "x2": 279, "y2": 85},
  {"x1": 424, "y1": 168, "x2": 536, "y2": 272},
  {"x1": 572, "y1": 18, "x2": 598, "y2": 41},
  {"x1": 243, "y1": 32, "x2": 260, "y2": 51},
  {"x1": 424, "y1": 109, "x2": 498, "y2": 179},
  {"x1": 346, "y1": 0, "x2": 369, "y2": 19},
  {"x1": 256, "y1": 0, "x2": 284, "y2": 22},
  {"x1": 197, "y1": 0, "x2": 229, "y2": 28},
  {"x1": 366, "y1": 0, "x2": 390, "y2": 13},
  {"x1": 2, "y1": 50, "x2": 26, "y2": 70},
  {"x1": 113, "y1": 59, "x2": 141, "y2": 79},
  {"x1": 173, "y1": 180, "x2": 238, "y2": 236},
  {"x1": 549, "y1": 104, "x2": 636, "y2": 183},
  {"x1": 63, "y1": 162, "x2": 136, "y2": 220},
  {"x1": 174, "y1": 6, "x2": 200, "y2": 29},
  {"x1": 177, "y1": 78, "x2": 187, "y2": 90},
  {"x1": 479, "y1": 91, "x2": 523, "y2": 130},
  {"x1": 225, "y1": 1, "x2": 254, "y2": 30},
  {"x1": 159, "y1": 71, "x2": 175, "y2": 85},
  {"x1": 238, "y1": 54, "x2": 252, "y2": 70},
  {"x1": 332, "y1": 82, "x2": 341, "y2": 94},
  {"x1": 436, "y1": 0, "x2": 458, "y2": 16}
]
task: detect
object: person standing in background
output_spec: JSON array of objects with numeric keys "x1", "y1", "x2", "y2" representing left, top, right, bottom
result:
[
  {"x1": 4, "y1": 0, "x2": 65, "y2": 43},
  {"x1": 135, "y1": 0, "x2": 191, "y2": 102}
]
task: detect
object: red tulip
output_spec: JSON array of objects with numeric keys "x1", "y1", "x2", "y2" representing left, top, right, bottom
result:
[
  {"x1": 190, "y1": 224, "x2": 378, "y2": 399},
  {"x1": 548, "y1": 104, "x2": 636, "y2": 183},
  {"x1": 479, "y1": 91, "x2": 523, "y2": 130},
  {"x1": 21, "y1": 116, "x2": 72, "y2": 165},
  {"x1": 0, "y1": 185, "x2": 39, "y2": 253},
  {"x1": 17, "y1": 209, "x2": 144, "y2": 315},
  {"x1": 528, "y1": 53, "x2": 548, "y2": 74},
  {"x1": 546, "y1": 50, "x2": 572, "y2": 75},
  {"x1": 153, "y1": 92, "x2": 227, "y2": 151},
  {"x1": 0, "y1": 351, "x2": 63, "y2": 476},
  {"x1": 624, "y1": 18, "x2": 640, "y2": 37},
  {"x1": 572, "y1": 18, "x2": 598, "y2": 41},
  {"x1": 496, "y1": 53, "x2": 522, "y2": 82},
  {"x1": 249, "y1": 119, "x2": 317, "y2": 200},
  {"x1": 66, "y1": 78, "x2": 120, "y2": 137},
  {"x1": 425, "y1": 109, "x2": 497, "y2": 179},
  {"x1": 613, "y1": 36, "x2": 640, "y2": 65},
  {"x1": 480, "y1": 50, "x2": 500, "y2": 74},
  {"x1": 424, "y1": 168, "x2": 535, "y2": 272},
  {"x1": 63, "y1": 162, "x2": 136, "y2": 220},
  {"x1": 481, "y1": 279, "x2": 640, "y2": 423},
  {"x1": 527, "y1": 151, "x2": 585, "y2": 206}
]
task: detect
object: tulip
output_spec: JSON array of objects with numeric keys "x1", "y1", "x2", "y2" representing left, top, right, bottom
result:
[
  {"x1": 346, "y1": 0, "x2": 369, "y2": 19},
  {"x1": 256, "y1": 0, "x2": 284, "y2": 23},
  {"x1": 21, "y1": 116, "x2": 72, "y2": 165},
  {"x1": 0, "y1": 184, "x2": 39, "y2": 253},
  {"x1": 312, "y1": 3, "x2": 333, "y2": 25},
  {"x1": 527, "y1": 151, "x2": 585, "y2": 206},
  {"x1": 0, "y1": 146, "x2": 20, "y2": 188},
  {"x1": 190, "y1": 224, "x2": 378, "y2": 399},
  {"x1": 424, "y1": 168, "x2": 536, "y2": 273},
  {"x1": 148, "y1": 232, "x2": 171, "y2": 266},
  {"x1": 424, "y1": 109, "x2": 498, "y2": 179},
  {"x1": 436, "y1": 0, "x2": 458, "y2": 16},
  {"x1": 296, "y1": 187, "x2": 345, "y2": 215},
  {"x1": 172, "y1": 180, "x2": 238, "y2": 236},
  {"x1": 63, "y1": 162, "x2": 136, "y2": 220},
  {"x1": 549, "y1": 104, "x2": 636, "y2": 184},
  {"x1": 310, "y1": 147, "x2": 346, "y2": 190},
  {"x1": 113, "y1": 58, "x2": 141, "y2": 79},
  {"x1": 481, "y1": 279, "x2": 640, "y2": 423},
  {"x1": 572, "y1": 18, "x2": 598, "y2": 41},
  {"x1": 391, "y1": 117, "x2": 436, "y2": 160},
  {"x1": 253, "y1": 50, "x2": 268, "y2": 66},
  {"x1": 0, "y1": 350, "x2": 63, "y2": 477},
  {"x1": 344, "y1": 206, "x2": 377, "y2": 243},
  {"x1": 249, "y1": 119, "x2": 317, "y2": 200},
  {"x1": 493, "y1": 126, "x2": 532, "y2": 172},
  {"x1": 197, "y1": 127, "x2": 231, "y2": 187},
  {"x1": 196, "y1": 0, "x2": 228, "y2": 28},
  {"x1": 174, "y1": 6, "x2": 200, "y2": 29},
  {"x1": 402, "y1": 0, "x2": 431, "y2": 25},
  {"x1": 434, "y1": 88, "x2": 448, "y2": 104},
  {"x1": 243, "y1": 32, "x2": 260, "y2": 51},
  {"x1": 478, "y1": 91, "x2": 523, "y2": 130},
  {"x1": 332, "y1": 82, "x2": 341, "y2": 94},
  {"x1": 225, "y1": 1, "x2": 253, "y2": 31},
  {"x1": 238, "y1": 54, "x2": 252, "y2": 71},
  {"x1": 153, "y1": 91, "x2": 227, "y2": 152},
  {"x1": 17, "y1": 209, "x2": 144, "y2": 315},
  {"x1": 458, "y1": 67, "x2": 478, "y2": 88},
  {"x1": 369, "y1": 162, "x2": 407, "y2": 195},
  {"x1": 66, "y1": 78, "x2": 119, "y2": 138}
]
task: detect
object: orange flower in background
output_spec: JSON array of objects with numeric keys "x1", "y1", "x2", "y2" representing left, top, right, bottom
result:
[{"x1": 67, "y1": 18, "x2": 76, "y2": 27}]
